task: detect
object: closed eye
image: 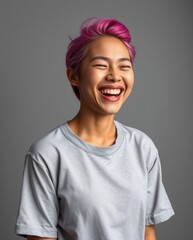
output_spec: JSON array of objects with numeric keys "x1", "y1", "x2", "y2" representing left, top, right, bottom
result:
[
  {"x1": 93, "y1": 64, "x2": 108, "y2": 69},
  {"x1": 120, "y1": 65, "x2": 131, "y2": 70}
]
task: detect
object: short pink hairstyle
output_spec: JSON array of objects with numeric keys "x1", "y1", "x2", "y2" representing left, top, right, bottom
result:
[{"x1": 66, "y1": 17, "x2": 136, "y2": 99}]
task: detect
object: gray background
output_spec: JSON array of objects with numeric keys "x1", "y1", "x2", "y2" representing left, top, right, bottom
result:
[{"x1": 0, "y1": 0, "x2": 192, "y2": 239}]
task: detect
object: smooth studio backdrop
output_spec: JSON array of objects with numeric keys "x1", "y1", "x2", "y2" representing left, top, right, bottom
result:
[{"x1": 0, "y1": 0, "x2": 192, "y2": 239}]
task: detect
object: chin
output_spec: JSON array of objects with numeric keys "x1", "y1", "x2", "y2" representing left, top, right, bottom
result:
[{"x1": 101, "y1": 107, "x2": 121, "y2": 116}]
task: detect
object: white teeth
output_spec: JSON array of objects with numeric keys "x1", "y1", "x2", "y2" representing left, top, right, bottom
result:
[{"x1": 100, "y1": 89, "x2": 121, "y2": 95}]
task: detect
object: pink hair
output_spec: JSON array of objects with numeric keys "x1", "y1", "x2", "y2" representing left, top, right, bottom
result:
[{"x1": 66, "y1": 17, "x2": 136, "y2": 99}]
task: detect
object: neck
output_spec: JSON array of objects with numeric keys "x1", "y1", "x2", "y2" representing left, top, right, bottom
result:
[{"x1": 67, "y1": 110, "x2": 117, "y2": 147}]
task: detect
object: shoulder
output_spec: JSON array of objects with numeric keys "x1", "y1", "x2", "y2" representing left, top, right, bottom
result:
[
  {"x1": 26, "y1": 124, "x2": 65, "y2": 167},
  {"x1": 117, "y1": 121, "x2": 156, "y2": 147},
  {"x1": 116, "y1": 121, "x2": 159, "y2": 168}
]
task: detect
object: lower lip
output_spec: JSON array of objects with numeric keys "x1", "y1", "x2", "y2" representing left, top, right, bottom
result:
[{"x1": 99, "y1": 91, "x2": 123, "y2": 102}]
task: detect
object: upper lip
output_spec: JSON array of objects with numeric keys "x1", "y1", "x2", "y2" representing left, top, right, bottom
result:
[{"x1": 98, "y1": 85, "x2": 125, "y2": 91}]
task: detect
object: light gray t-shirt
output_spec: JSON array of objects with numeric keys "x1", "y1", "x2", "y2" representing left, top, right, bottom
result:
[{"x1": 16, "y1": 121, "x2": 174, "y2": 240}]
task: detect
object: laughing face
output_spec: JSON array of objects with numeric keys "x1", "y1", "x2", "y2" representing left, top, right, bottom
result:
[{"x1": 68, "y1": 35, "x2": 134, "y2": 116}]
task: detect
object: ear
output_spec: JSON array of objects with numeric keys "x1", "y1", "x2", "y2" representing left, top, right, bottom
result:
[{"x1": 66, "y1": 68, "x2": 79, "y2": 86}]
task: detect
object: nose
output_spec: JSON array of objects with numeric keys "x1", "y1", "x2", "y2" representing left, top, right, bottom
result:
[{"x1": 106, "y1": 68, "x2": 122, "y2": 82}]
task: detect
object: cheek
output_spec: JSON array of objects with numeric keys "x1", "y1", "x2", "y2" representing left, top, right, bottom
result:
[
  {"x1": 78, "y1": 72, "x2": 98, "y2": 94},
  {"x1": 126, "y1": 71, "x2": 134, "y2": 87},
  {"x1": 130, "y1": 74, "x2": 135, "y2": 87},
  {"x1": 83, "y1": 71, "x2": 103, "y2": 88}
]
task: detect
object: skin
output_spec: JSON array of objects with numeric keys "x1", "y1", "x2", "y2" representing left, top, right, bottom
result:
[
  {"x1": 27, "y1": 35, "x2": 156, "y2": 240},
  {"x1": 145, "y1": 225, "x2": 157, "y2": 240},
  {"x1": 67, "y1": 35, "x2": 134, "y2": 146}
]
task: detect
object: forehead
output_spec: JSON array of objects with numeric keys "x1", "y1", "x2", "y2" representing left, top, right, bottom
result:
[{"x1": 85, "y1": 35, "x2": 130, "y2": 59}]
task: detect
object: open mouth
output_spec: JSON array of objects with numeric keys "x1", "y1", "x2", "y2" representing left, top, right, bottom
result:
[{"x1": 99, "y1": 88, "x2": 123, "y2": 97}]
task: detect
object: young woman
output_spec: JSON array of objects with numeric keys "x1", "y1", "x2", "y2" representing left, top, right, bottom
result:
[{"x1": 16, "y1": 17, "x2": 174, "y2": 240}]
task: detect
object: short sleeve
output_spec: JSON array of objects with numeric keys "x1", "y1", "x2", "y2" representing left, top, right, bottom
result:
[
  {"x1": 15, "y1": 153, "x2": 59, "y2": 238},
  {"x1": 146, "y1": 153, "x2": 175, "y2": 225}
]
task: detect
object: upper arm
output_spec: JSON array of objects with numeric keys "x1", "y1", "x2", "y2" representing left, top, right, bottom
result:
[
  {"x1": 27, "y1": 236, "x2": 57, "y2": 240},
  {"x1": 15, "y1": 154, "x2": 59, "y2": 237},
  {"x1": 145, "y1": 225, "x2": 156, "y2": 240},
  {"x1": 146, "y1": 152, "x2": 174, "y2": 225}
]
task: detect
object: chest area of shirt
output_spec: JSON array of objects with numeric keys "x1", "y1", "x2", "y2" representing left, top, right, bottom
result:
[{"x1": 57, "y1": 150, "x2": 148, "y2": 214}]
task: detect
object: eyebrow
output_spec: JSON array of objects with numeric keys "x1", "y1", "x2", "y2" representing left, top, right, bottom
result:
[{"x1": 90, "y1": 56, "x2": 131, "y2": 63}]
